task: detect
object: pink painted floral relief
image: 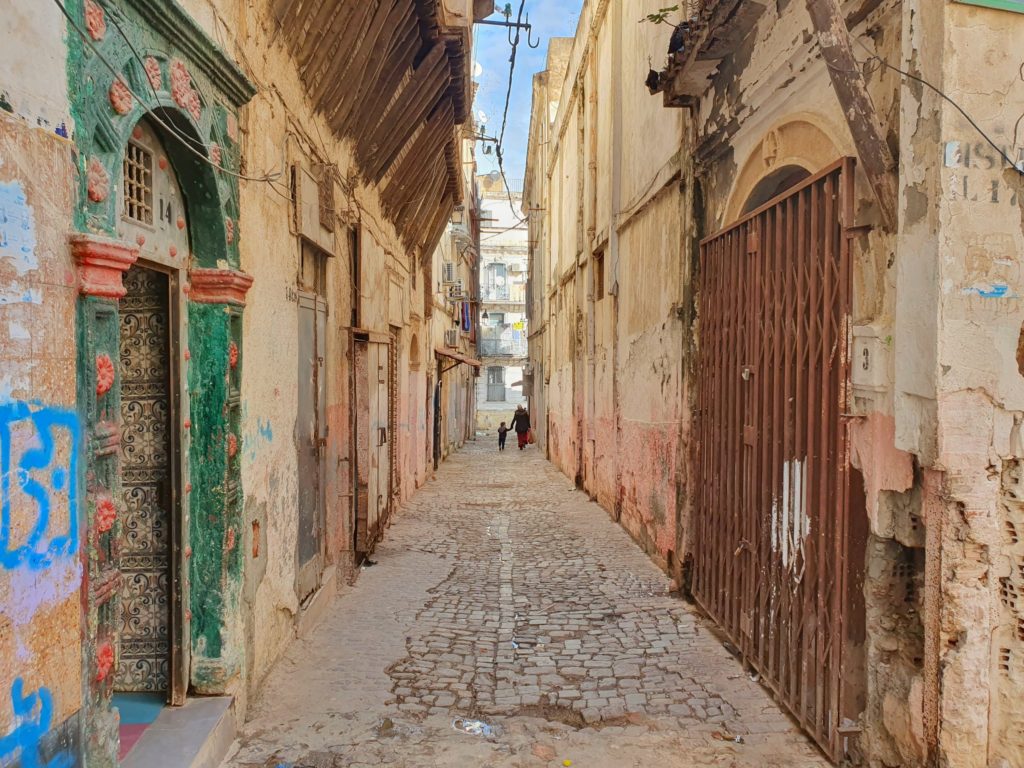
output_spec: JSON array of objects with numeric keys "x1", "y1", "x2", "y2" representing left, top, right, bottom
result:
[
  {"x1": 109, "y1": 78, "x2": 133, "y2": 115},
  {"x1": 225, "y1": 217, "x2": 235, "y2": 245},
  {"x1": 209, "y1": 142, "x2": 222, "y2": 167},
  {"x1": 226, "y1": 527, "x2": 236, "y2": 551},
  {"x1": 95, "y1": 354, "x2": 115, "y2": 396},
  {"x1": 96, "y1": 643, "x2": 114, "y2": 682},
  {"x1": 87, "y1": 158, "x2": 110, "y2": 203},
  {"x1": 144, "y1": 57, "x2": 163, "y2": 91},
  {"x1": 227, "y1": 113, "x2": 239, "y2": 143},
  {"x1": 95, "y1": 496, "x2": 116, "y2": 533},
  {"x1": 228, "y1": 341, "x2": 239, "y2": 369},
  {"x1": 227, "y1": 433, "x2": 238, "y2": 458},
  {"x1": 170, "y1": 60, "x2": 202, "y2": 121},
  {"x1": 85, "y1": 0, "x2": 106, "y2": 41}
]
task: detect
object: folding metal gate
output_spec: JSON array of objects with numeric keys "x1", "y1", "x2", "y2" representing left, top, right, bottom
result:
[{"x1": 694, "y1": 158, "x2": 863, "y2": 760}]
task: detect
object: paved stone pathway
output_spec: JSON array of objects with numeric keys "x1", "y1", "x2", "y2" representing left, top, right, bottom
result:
[{"x1": 223, "y1": 441, "x2": 828, "y2": 768}]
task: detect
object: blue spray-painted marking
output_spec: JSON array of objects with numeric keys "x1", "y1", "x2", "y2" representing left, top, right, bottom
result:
[
  {"x1": 0, "y1": 401, "x2": 81, "y2": 571},
  {"x1": 0, "y1": 181, "x2": 38, "y2": 276},
  {"x1": 257, "y1": 419, "x2": 273, "y2": 442},
  {"x1": 964, "y1": 283, "x2": 1014, "y2": 298},
  {"x1": 0, "y1": 679, "x2": 73, "y2": 768}
]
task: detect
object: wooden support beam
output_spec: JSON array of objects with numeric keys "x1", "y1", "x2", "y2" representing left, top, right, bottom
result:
[
  {"x1": 349, "y1": 19, "x2": 422, "y2": 143},
  {"x1": 335, "y1": 2, "x2": 418, "y2": 136},
  {"x1": 419, "y1": 191, "x2": 455, "y2": 258},
  {"x1": 381, "y1": 104, "x2": 454, "y2": 208},
  {"x1": 806, "y1": 0, "x2": 897, "y2": 229},
  {"x1": 391, "y1": 149, "x2": 449, "y2": 220},
  {"x1": 295, "y1": 0, "x2": 354, "y2": 71},
  {"x1": 308, "y1": 1, "x2": 378, "y2": 106},
  {"x1": 358, "y1": 43, "x2": 449, "y2": 179},
  {"x1": 401, "y1": 157, "x2": 448, "y2": 228}
]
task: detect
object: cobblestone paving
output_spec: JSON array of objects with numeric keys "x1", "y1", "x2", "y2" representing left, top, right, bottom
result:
[{"x1": 224, "y1": 441, "x2": 828, "y2": 768}]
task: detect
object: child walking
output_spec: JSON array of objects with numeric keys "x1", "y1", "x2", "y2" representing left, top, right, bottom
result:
[{"x1": 497, "y1": 422, "x2": 508, "y2": 451}]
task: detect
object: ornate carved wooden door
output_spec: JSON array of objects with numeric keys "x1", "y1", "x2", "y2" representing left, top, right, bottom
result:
[{"x1": 118, "y1": 265, "x2": 173, "y2": 693}]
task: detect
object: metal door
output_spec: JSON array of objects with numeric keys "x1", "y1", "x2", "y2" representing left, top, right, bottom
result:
[
  {"x1": 118, "y1": 264, "x2": 176, "y2": 695},
  {"x1": 388, "y1": 331, "x2": 400, "y2": 513},
  {"x1": 487, "y1": 366, "x2": 506, "y2": 401},
  {"x1": 353, "y1": 338, "x2": 371, "y2": 556},
  {"x1": 375, "y1": 341, "x2": 392, "y2": 531},
  {"x1": 693, "y1": 159, "x2": 863, "y2": 760},
  {"x1": 353, "y1": 336, "x2": 391, "y2": 557},
  {"x1": 296, "y1": 292, "x2": 327, "y2": 602}
]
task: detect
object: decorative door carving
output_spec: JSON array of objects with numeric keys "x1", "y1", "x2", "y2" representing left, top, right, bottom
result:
[{"x1": 117, "y1": 265, "x2": 172, "y2": 692}]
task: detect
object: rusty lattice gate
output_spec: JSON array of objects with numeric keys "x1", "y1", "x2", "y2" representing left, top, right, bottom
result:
[{"x1": 694, "y1": 159, "x2": 866, "y2": 761}]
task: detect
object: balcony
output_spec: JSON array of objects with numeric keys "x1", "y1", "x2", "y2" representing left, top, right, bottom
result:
[
  {"x1": 481, "y1": 286, "x2": 512, "y2": 302},
  {"x1": 479, "y1": 324, "x2": 527, "y2": 357},
  {"x1": 479, "y1": 338, "x2": 528, "y2": 357}
]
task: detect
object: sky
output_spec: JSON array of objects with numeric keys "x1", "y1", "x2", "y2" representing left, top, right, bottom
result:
[{"x1": 472, "y1": 0, "x2": 583, "y2": 182}]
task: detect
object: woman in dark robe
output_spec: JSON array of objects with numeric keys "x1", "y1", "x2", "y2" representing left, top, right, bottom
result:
[{"x1": 510, "y1": 405, "x2": 531, "y2": 450}]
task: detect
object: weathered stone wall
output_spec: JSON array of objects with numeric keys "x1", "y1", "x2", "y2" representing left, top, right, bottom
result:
[
  {"x1": 532, "y1": 0, "x2": 1024, "y2": 763},
  {"x1": 2, "y1": 0, "x2": 480, "y2": 762},
  {"x1": 1, "y1": 4, "x2": 92, "y2": 765},
  {"x1": 532, "y1": 0, "x2": 690, "y2": 575}
]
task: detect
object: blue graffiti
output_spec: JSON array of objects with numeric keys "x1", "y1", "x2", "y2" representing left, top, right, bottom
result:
[
  {"x1": 0, "y1": 679, "x2": 73, "y2": 768},
  {"x1": 967, "y1": 283, "x2": 1013, "y2": 298},
  {"x1": 257, "y1": 418, "x2": 273, "y2": 442},
  {"x1": 0, "y1": 402, "x2": 81, "y2": 571}
]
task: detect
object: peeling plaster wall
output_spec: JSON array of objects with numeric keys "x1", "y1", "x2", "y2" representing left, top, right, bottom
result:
[
  {"x1": 906, "y1": 2, "x2": 1024, "y2": 765},
  {"x1": 3, "y1": 0, "x2": 479, "y2": 758},
  {"x1": 532, "y1": 0, "x2": 690, "y2": 575},
  {"x1": 0, "y1": 46, "x2": 83, "y2": 768}
]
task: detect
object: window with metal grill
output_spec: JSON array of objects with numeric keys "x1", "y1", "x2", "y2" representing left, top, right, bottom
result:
[{"x1": 123, "y1": 141, "x2": 154, "y2": 225}]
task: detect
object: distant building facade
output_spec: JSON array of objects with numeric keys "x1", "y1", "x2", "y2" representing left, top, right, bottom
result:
[{"x1": 475, "y1": 173, "x2": 529, "y2": 433}]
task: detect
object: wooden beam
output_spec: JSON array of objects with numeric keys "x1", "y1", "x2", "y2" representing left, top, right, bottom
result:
[
  {"x1": 806, "y1": 0, "x2": 897, "y2": 229},
  {"x1": 308, "y1": 1, "x2": 378, "y2": 106},
  {"x1": 381, "y1": 104, "x2": 454, "y2": 206},
  {"x1": 389, "y1": 147, "x2": 448, "y2": 220},
  {"x1": 355, "y1": 40, "x2": 447, "y2": 150},
  {"x1": 348, "y1": 18, "x2": 422, "y2": 144},
  {"x1": 419, "y1": 191, "x2": 455, "y2": 257},
  {"x1": 316, "y1": 2, "x2": 398, "y2": 117},
  {"x1": 296, "y1": 0, "x2": 353, "y2": 71},
  {"x1": 401, "y1": 157, "x2": 448, "y2": 227},
  {"x1": 359, "y1": 46, "x2": 449, "y2": 179},
  {"x1": 335, "y1": 2, "x2": 418, "y2": 136}
]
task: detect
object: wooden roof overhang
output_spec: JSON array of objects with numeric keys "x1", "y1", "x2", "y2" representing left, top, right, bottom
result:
[
  {"x1": 273, "y1": 0, "x2": 471, "y2": 255},
  {"x1": 650, "y1": 0, "x2": 766, "y2": 108}
]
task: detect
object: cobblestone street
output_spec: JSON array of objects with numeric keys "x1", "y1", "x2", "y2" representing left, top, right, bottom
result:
[{"x1": 223, "y1": 442, "x2": 827, "y2": 768}]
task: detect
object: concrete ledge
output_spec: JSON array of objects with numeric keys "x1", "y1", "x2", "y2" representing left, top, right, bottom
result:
[
  {"x1": 297, "y1": 565, "x2": 338, "y2": 638},
  {"x1": 122, "y1": 696, "x2": 235, "y2": 768}
]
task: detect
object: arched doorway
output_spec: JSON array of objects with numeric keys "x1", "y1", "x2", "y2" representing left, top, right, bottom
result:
[
  {"x1": 740, "y1": 164, "x2": 812, "y2": 214},
  {"x1": 115, "y1": 118, "x2": 190, "y2": 701}
]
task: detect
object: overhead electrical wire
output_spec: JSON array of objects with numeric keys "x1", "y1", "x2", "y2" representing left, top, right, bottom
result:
[
  {"x1": 51, "y1": 0, "x2": 284, "y2": 184},
  {"x1": 491, "y1": 0, "x2": 530, "y2": 224},
  {"x1": 834, "y1": 36, "x2": 1024, "y2": 175}
]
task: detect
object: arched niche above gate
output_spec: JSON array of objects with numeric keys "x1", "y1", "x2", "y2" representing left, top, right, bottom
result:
[
  {"x1": 70, "y1": 0, "x2": 255, "y2": 269},
  {"x1": 723, "y1": 115, "x2": 850, "y2": 224}
]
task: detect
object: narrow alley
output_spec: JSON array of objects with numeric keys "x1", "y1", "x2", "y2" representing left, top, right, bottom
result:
[{"x1": 224, "y1": 443, "x2": 825, "y2": 768}]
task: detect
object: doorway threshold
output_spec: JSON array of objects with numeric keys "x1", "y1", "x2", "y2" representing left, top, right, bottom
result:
[{"x1": 121, "y1": 696, "x2": 235, "y2": 768}]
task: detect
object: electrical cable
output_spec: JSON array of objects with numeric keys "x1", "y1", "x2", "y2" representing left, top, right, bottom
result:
[
  {"x1": 837, "y1": 37, "x2": 1023, "y2": 175},
  {"x1": 491, "y1": 0, "x2": 530, "y2": 224},
  {"x1": 52, "y1": 0, "x2": 283, "y2": 184}
]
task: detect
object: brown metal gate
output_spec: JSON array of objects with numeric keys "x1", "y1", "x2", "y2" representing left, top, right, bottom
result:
[{"x1": 694, "y1": 158, "x2": 863, "y2": 760}]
